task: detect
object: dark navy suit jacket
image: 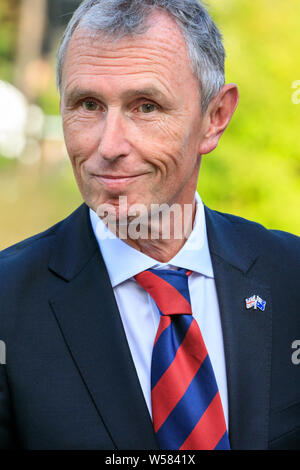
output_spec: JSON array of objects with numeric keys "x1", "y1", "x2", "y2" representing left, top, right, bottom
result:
[{"x1": 0, "y1": 203, "x2": 299, "y2": 449}]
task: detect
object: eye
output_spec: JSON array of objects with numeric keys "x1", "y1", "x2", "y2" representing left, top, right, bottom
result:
[
  {"x1": 82, "y1": 99, "x2": 100, "y2": 111},
  {"x1": 137, "y1": 103, "x2": 157, "y2": 114}
]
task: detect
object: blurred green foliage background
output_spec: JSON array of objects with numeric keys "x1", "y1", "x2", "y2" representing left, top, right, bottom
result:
[{"x1": 0, "y1": 0, "x2": 299, "y2": 250}]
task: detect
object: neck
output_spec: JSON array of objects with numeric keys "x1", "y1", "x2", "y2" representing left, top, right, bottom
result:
[{"x1": 116, "y1": 196, "x2": 197, "y2": 263}]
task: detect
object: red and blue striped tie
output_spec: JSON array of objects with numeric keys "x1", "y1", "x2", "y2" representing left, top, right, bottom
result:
[{"x1": 134, "y1": 268, "x2": 230, "y2": 450}]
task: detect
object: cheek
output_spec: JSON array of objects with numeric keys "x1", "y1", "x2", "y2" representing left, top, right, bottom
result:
[
  {"x1": 159, "y1": 115, "x2": 202, "y2": 166},
  {"x1": 142, "y1": 116, "x2": 195, "y2": 169},
  {"x1": 63, "y1": 118, "x2": 100, "y2": 163}
]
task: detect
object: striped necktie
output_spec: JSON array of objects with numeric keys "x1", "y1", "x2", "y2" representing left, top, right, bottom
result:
[{"x1": 134, "y1": 268, "x2": 230, "y2": 450}]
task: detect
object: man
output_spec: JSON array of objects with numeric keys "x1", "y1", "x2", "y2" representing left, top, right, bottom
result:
[{"x1": 0, "y1": 0, "x2": 299, "y2": 450}]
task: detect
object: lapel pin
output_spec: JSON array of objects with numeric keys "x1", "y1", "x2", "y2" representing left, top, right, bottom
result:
[{"x1": 245, "y1": 295, "x2": 266, "y2": 311}]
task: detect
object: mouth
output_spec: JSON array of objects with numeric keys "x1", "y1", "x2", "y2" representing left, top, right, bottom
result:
[{"x1": 93, "y1": 173, "x2": 149, "y2": 189}]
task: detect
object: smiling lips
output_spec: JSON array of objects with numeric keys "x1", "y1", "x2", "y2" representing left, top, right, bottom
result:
[{"x1": 95, "y1": 173, "x2": 148, "y2": 188}]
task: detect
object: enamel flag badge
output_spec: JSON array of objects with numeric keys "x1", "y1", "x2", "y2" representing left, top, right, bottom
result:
[{"x1": 245, "y1": 295, "x2": 266, "y2": 311}]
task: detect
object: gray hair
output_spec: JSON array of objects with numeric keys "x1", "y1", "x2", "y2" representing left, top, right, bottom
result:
[{"x1": 56, "y1": 0, "x2": 225, "y2": 111}]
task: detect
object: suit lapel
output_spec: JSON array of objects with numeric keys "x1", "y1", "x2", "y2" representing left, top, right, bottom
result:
[
  {"x1": 205, "y1": 207, "x2": 272, "y2": 450},
  {"x1": 48, "y1": 204, "x2": 158, "y2": 450}
]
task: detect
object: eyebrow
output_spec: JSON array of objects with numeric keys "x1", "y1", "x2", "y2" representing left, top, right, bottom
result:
[
  {"x1": 120, "y1": 87, "x2": 165, "y2": 101},
  {"x1": 64, "y1": 89, "x2": 101, "y2": 105},
  {"x1": 64, "y1": 86, "x2": 166, "y2": 105}
]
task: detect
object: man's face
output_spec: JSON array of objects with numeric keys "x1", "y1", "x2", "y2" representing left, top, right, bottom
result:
[{"x1": 60, "y1": 12, "x2": 207, "y2": 220}]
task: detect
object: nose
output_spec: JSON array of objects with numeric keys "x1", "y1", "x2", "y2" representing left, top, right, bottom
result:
[{"x1": 98, "y1": 108, "x2": 131, "y2": 161}]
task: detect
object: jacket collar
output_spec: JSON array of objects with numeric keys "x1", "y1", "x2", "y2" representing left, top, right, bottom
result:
[
  {"x1": 204, "y1": 206, "x2": 259, "y2": 273},
  {"x1": 48, "y1": 204, "x2": 98, "y2": 282}
]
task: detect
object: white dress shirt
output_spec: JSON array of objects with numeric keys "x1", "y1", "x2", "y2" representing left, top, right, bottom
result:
[{"x1": 89, "y1": 192, "x2": 229, "y2": 428}]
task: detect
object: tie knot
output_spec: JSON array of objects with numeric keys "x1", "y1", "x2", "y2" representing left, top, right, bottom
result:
[{"x1": 134, "y1": 269, "x2": 192, "y2": 316}]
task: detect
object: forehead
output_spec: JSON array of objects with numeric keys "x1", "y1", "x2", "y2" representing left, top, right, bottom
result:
[{"x1": 61, "y1": 11, "x2": 199, "y2": 99}]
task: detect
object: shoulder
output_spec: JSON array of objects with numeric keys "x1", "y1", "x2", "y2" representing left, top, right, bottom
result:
[
  {"x1": 0, "y1": 219, "x2": 61, "y2": 270},
  {"x1": 0, "y1": 221, "x2": 61, "y2": 308},
  {"x1": 205, "y1": 207, "x2": 300, "y2": 269},
  {"x1": 219, "y1": 210, "x2": 299, "y2": 247},
  {"x1": 0, "y1": 204, "x2": 86, "y2": 281},
  {"x1": 0, "y1": 204, "x2": 93, "y2": 335},
  {"x1": 0, "y1": 222, "x2": 59, "y2": 259},
  {"x1": 236, "y1": 212, "x2": 297, "y2": 253}
]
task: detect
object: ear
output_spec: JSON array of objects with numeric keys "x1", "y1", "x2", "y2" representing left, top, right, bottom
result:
[{"x1": 198, "y1": 84, "x2": 239, "y2": 155}]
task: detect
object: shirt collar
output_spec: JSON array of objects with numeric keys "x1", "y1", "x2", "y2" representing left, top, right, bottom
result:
[{"x1": 89, "y1": 192, "x2": 214, "y2": 287}]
